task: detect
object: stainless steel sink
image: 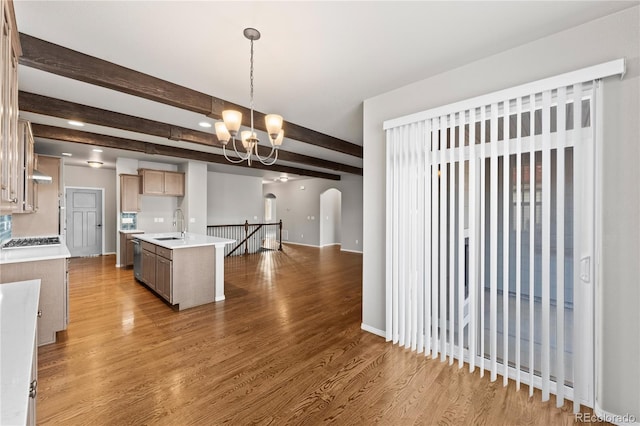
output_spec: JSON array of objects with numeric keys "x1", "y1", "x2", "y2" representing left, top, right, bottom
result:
[{"x1": 154, "y1": 237, "x2": 182, "y2": 241}]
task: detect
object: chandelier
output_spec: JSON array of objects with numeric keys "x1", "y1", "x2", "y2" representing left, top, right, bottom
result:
[{"x1": 215, "y1": 28, "x2": 284, "y2": 166}]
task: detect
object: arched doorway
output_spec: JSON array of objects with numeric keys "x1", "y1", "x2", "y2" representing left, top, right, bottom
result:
[
  {"x1": 319, "y1": 188, "x2": 342, "y2": 247},
  {"x1": 264, "y1": 193, "x2": 276, "y2": 222}
]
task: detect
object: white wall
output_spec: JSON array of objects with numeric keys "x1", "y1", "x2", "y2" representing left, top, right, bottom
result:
[
  {"x1": 178, "y1": 161, "x2": 207, "y2": 235},
  {"x1": 363, "y1": 6, "x2": 639, "y2": 418},
  {"x1": 206, "y1": 172, "x2": 263, "y2": 225},
  {"x1": 262, "y1": 174, "x2": 362, "y2": 252},
  {"x1": 63, "y1": 165, "x2": 117, "y2": 254}
]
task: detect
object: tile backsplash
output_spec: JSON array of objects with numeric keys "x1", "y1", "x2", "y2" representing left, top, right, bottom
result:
[
  {"x1": 0, "y1": 214, "x2": 12, "y2": 244},
  {"x1": 120, "y1": 212, "x2": 138, "y2": 231}
]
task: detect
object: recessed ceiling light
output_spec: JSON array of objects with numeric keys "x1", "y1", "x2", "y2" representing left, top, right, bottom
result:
[
  {"x1": 199, "y1": 122, "x2": 212, "y2": 128},
  {"x1": 87, "y1": 161, "x2": 103, "y2": 168},
  {"x1": 279, "y1": 176, "x2": 289, "y2": 182},
  {"x1": 92, "y1": 148, "x2": 103, "y2": 153},
  {"x1": 61, "y1": 152, "x2": 73, "y2": 157},
  {"x1": 68, "y1": 120, "x2": 85, "y2": 127}
]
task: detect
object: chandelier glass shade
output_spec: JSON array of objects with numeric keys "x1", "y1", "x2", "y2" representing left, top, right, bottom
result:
[{"x1": 215, "y1": 28, "x2": 284, "y2": 166}]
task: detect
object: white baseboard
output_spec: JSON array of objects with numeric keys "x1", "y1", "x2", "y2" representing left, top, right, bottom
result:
[
  {"x1": 320, "y1": 243, "x2": 341, "y2": 248},
  {"x1": 215, "y1": 296, "x2": 226, "y2": 302},
  {"x1": 284, "y1": 241, "x2": 321, "y2": 248},
  {"x1": 104, "y1": 251, "x2": 116, "y2": 255},
  {"x1": 341, "y1": 248, "x2": 363, "y2": 254},
  {"x1": 594, "y1": 402, "x2": 639, "y2": 425},
  {"x1": 361, "y1": 323, "x2": 386, "y2": 338}
]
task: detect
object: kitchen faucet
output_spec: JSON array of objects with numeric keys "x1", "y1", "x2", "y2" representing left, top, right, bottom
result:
[{"x1": 173, "y1": 208, "x2": 186, "y2": 238}]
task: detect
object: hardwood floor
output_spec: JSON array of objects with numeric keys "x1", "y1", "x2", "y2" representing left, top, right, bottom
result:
[{"x1": 37, "y1": 244, "x2": 600, "y2": 425}]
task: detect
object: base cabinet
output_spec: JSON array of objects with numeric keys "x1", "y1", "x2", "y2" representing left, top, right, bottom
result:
[
  {"x1": 155, "y1": 255, "x2": 172, "y2": 302},
  {"x1": 0, "y1": 258, "x2": 69, "y2": 346},
  {"x1": 120, "y1": 231, "x2": 143, "y2": 267},
  {"x1": 138, "y1": 241, "x2": 173, "y2": 303},
  {"x1": 141, "y1": 249, "x2": 157, "y2": 290}
]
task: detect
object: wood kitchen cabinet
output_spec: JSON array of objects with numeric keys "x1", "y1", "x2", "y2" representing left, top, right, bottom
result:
[
  {"x1": 141, "y1": 244, "x2": 157, "y2": 291},
  {"x1": 120, "y1": 174, "x2": 141, "y2": 212},
  {"x1": 138, "y1": 240, "x2": 173, "y2": 303},
  {"x1": 0, "y1": 258, "x2": 69, "y2": 346},
  {"x1": 119, "y1": 231, "x2": 143, "y2": 268},
  {"x1": 155, "y1": 255, "x2": 172, "y2": 302},
  {"x1": 11, "y1": 155, "x2": 61, "y2": 237},
  {"x1": 138, "y1": 169, "x2": 184, "y2": 196},
  {"x1": 0, "y1": 0, "x2": 22, "y2": 212},
  {"x1": 13, "y1": 120, "x2": 36, "y2": 213}
]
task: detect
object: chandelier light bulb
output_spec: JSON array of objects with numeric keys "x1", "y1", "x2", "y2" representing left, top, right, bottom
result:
[
  {"x1": 265, "y1": 114, "x2": 283, "y2": 139},
  {"x1": 215, "y1": 122, "x2": 231, "y2": 144},
  {"x1": 222, "y1": 110, "x2": 242, "y2": 136}
]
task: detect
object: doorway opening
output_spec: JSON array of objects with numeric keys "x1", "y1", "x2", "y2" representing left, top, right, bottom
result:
[{"x1": 320, "y1": 188, "x2": 342, "y2": 247}]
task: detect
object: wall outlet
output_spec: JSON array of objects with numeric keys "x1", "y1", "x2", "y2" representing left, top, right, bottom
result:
[
  {"x1": 122, "y1": 217, "x2": 133, "y2": 224},
  {"x1": 311, "y1": 216, "x2": 315, "y2": 220},
  {"x1": 301, "y1": 234, "x2": 303, "y2": 239},
  {"x1": 190, "y1": 218, "x2": 196, "y2": 223},
  {"x1": 356, "y1": 240, "x2": 359, "y2": 245},
  {"x1": 253, "y1": 216, "x2": 258, "y2": 220}
]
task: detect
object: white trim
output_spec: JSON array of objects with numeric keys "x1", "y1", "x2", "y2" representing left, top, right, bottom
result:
[
  {"x1": 214, "y1": 296, "x2": 226, "y2": 302},
  {"x1": 384, "y1": 58, "x2": 624, "y2": 129},
  {"x1": 283, "y1": 241, "x2": 321, "y2": 248},
  {"x1": 340, "y1": 248, "x2": 362, "y2": 254},
  {"x1": 594, "y1": 402, "x2": 639, "y2": 426},
  {"x1": 103, "y1": 251, "x2": 115, "y2": 256},
  {"x1": 320, "y1": 243, "x2": 341, "y2": 248},
  {"x1": 361, "y1": 323, "x2": 385, "y2": 338}
]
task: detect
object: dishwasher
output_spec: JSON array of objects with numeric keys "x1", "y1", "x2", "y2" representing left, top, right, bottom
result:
[{"x1": 132, "y1": 238, "x2": 142, "y2": 281}]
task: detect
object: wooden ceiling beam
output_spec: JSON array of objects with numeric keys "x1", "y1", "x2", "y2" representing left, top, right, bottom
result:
[
  {"x1": 19, "y1": 33, "x2": 363, "y2": 158},
  {"x1": 19, "y1": 92, "x2": 362, "y2": 176},
  {"x1": 31, "y1": 124, "x2": 342, "y2": 181}
]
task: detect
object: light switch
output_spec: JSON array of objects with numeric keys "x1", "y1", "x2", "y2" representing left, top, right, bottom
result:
[
  {"x1": 158, "y1": 218, "x2": 164, "y2": 223},
  {"x1": 190, "y1": 218, "x2": 196, "y2": 223},
  {"x1": 580, "y1": 256, "x2": 591, "y2": 283}
]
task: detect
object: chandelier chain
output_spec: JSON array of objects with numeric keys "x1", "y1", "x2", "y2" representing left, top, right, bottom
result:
[{"x1": 249, "y1": 38, "x2": 255, "y2": 133}]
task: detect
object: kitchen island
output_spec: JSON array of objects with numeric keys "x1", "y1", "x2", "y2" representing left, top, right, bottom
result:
[{"x1": 133, "y1": 232, "x2": 234, "y2": 310}]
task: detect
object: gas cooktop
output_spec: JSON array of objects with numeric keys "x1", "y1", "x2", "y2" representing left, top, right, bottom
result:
[{"x1": 1, "y1": 236, "x2": 62, "y2": 249}]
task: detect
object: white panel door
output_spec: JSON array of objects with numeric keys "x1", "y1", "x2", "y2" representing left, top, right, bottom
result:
[{"x1": 66, "y1": 188, "x2": 102, "y2": 257}]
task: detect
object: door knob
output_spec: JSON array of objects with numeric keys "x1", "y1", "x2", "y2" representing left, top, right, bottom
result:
[{"x1": 96, "y1": 224, "x2": 102, "y2": 227}]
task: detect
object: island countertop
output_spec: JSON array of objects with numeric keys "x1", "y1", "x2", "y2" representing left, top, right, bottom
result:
[{"x1": 134, "y1": 232, "x2": 234, "y2": 250}]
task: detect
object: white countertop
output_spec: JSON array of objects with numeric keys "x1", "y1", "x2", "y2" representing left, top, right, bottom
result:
[
  {"x1": 0, "y1": 279, "x2": 41, "y2": 426},
  {"x1": 119, "y1": 229, "x2": 144, "y2": 234},
  {"x1": 0, "y1": 242, "x2": 71, "y2": 265},
  {"x1": 134, "y1": 232, "x2": 234, "y2": 249}
]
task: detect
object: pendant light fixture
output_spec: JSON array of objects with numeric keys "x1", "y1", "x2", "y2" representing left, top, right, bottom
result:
[{"x1": 215, "y1": 28, "x2": 284, "y2": 166}]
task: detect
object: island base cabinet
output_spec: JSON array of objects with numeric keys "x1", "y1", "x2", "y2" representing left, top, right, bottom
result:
[
  {"x1": 0, "y1": 258, "x2": 68, "y2": 346},
  {"x1": 141, "y1": 249, "x2": 157, "y2": 290},
  {"x1": 134, "y1": 242, "x2": 215, "y2": 310},
  {"x1": 172, "y1": 246, "x2": 215, "y2": 310},
  {"x1": 156, "y1": 255, "x2": 172, "y2": 302}
]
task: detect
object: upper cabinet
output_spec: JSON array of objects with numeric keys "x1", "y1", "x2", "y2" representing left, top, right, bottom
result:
[
  {"x1": 120, "y1": 174, "x2": 141, "y2": 212},
  {"x1": 0, "y1": 0, "x2": 22, "y2": 213},
  {"x1": 15, "y1": 120, "x2": 36, "y2": 213},
  {"x1": 138, "y1": 169, "x2": 184, "y2": 197}
]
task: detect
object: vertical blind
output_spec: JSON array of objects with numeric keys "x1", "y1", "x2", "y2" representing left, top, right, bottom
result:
[{"x1": 383, "y1": 60, "x2": 624, "y2": 411}]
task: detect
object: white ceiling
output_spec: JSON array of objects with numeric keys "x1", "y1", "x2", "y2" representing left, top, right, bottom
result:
[{"x1": 13, "y1": 0, "x2": 638, "y2": 177}]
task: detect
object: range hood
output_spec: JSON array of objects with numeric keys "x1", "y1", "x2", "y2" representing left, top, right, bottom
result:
[{"x1": 32, "y1": 169, "x2": 53, "y2": 184}]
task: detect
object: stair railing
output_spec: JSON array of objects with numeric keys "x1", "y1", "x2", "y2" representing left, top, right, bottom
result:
[{"x1": 207, "y1": 220, "x2": 283, "y2": 257}]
